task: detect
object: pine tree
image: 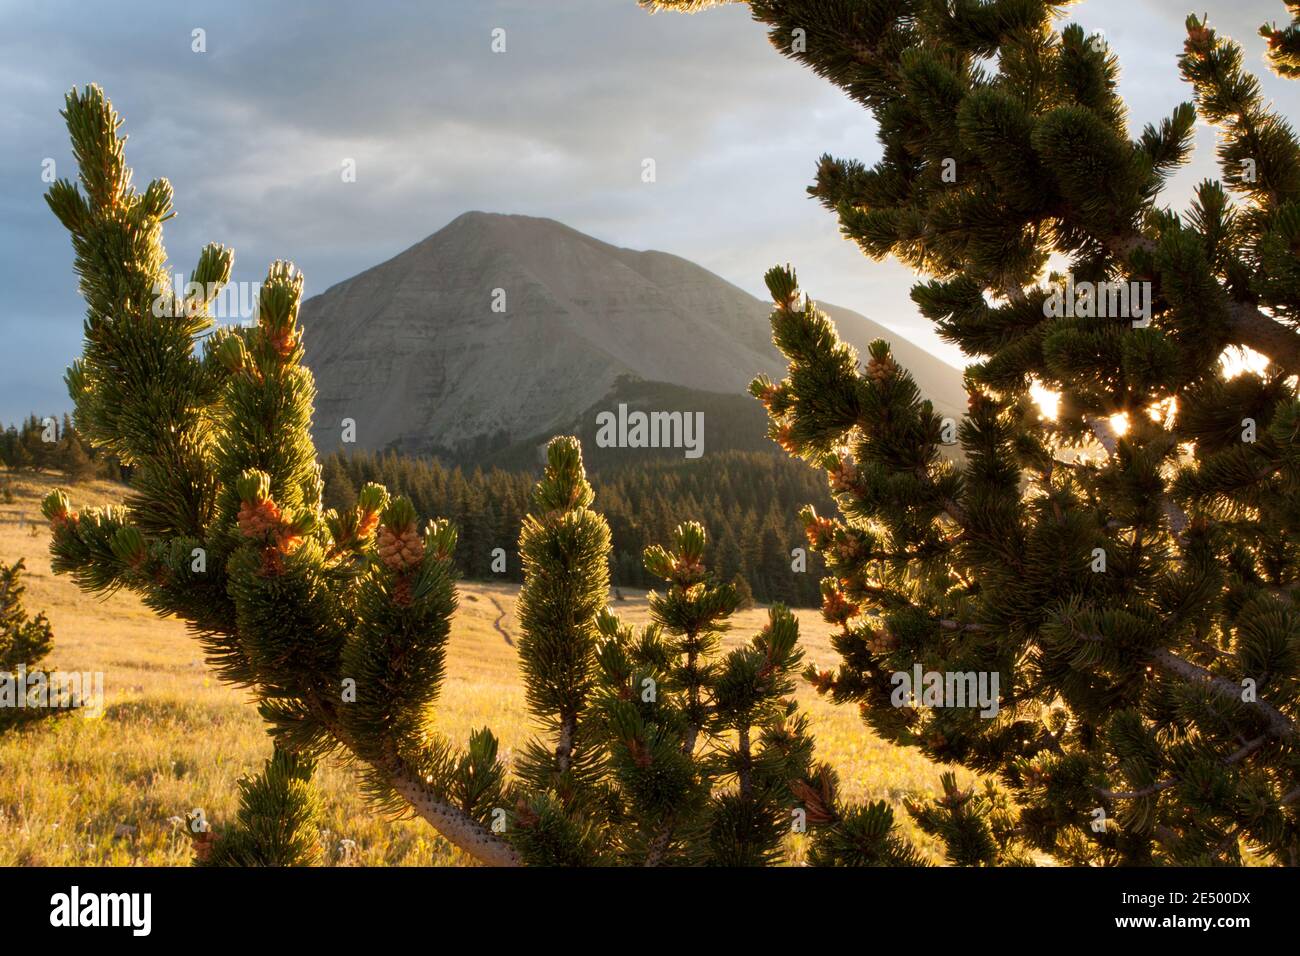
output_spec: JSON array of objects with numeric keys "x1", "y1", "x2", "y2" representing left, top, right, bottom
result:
[
  {"x1": 190, "y1": 747, "x2": 326, "y2": 866},
  {"x1": 42, "y1": 86, "x2": 905, "y2": 866},
  {"x1": 0, "y1": 558, "x2": 58, "y2": 732},
  {"x1": 0, "y1": 424, "x2": 17, "y2": 469},
  {"x1": 320, "y1": 455, "x2": 357, "y2": 513},
  {"x1": 0, "y1": 559, "x2": 54, "y2": 674},
  {"x1": 57, "y1": 416, "x2": 98, "y2": 483},
  {"x1": 649, "y1": 1, "x2": 1300, "y2": 864},
  {"x1": 732, "y1": 571, "x2": 756, "y2": 610},
  {"x1": 16, "y1": 415, "x2": 50, "y2": 472},
  {"x1": 1262, "y1": 2, "x2": 1300, "y2": 78}
]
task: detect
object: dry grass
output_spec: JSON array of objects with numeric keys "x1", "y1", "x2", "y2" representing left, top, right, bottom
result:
[{"x1": 0, "y1": 468, "x2": 966, "y2": 865}]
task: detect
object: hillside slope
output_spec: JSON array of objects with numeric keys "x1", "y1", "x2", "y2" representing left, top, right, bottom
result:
[
  {"x1": 301, "y1": 212, "x2": 965, "y2": 458},
  {"x1": 0, "y1": 468, "x2": 961, "y2": 864}
]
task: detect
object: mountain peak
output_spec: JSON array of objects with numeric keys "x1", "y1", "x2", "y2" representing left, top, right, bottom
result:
[{"x1": 299, "y1": 215, "x2": 963, "y2": 458}]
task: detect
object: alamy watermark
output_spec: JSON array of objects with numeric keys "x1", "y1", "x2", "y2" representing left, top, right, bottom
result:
[
  {"x1": 0, "y1": 666, "x2": 103, "y2": 718},
  {"x1": 890, "y1": 664, "x2": 1000, "y2": 718},
  {"x1": 595, "y1": 403, "x2": 704, "y2": 459},
  {"x1": 49, "y1": 886, "x2": 151, "y2": 936},
  {"x1": 1043, "y1": 275, "x2": 1152, "y2": 328},
  {"x1": 150, "y1": 275, "x2": 261, "y2": 321}
]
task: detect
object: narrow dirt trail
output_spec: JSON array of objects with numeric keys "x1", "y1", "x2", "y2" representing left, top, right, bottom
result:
[{"x1": 489, "y1": 595, "x2": 513, "y2": 646}]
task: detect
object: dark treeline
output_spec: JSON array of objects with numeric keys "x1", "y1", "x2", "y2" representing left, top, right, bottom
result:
[
  {"x1": 323, "y1": 448, "x2": 833, "y2": 607},
  {"x1": 0, "y1": 414, "x2": 126, "y2": 482}
]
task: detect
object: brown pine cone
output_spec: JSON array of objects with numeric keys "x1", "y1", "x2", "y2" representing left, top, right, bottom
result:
[
  {"x1": 259, "y1": 546, "x2": 285, "y2": 576},
  {"x1": 514, "y1": 798, "x2": 539, "y2": 829},
  {"x1": 821, "y1": 589, "x2": 859, "y2": 625},
  {"x1": 191, "y1": 828, "x2": 217, "y2": 863},
  {"x1": 866, "y1": 354, "x2": 897, "y2": 383},
  {"x1": 804, "y1": 516, "x2": 836, "y2": 550},
  {"x1": 808, "y1": 669, "x2": 836, "y2": 694},
  {"x1": 790, "y1": 778, "x2": 836, "y2": 824},
  {"x1": 626, "y1": 737, "x2": 653, "y2": 769},
  {"x1": 865, "y1": 626, "x2": 899, "y2": 654},
  {"x1": 377, "y1": 524, "x2": 424, "y2": 572},
  {"x1": 829, "y1": 457, "x2": 856, "y2": 493}
]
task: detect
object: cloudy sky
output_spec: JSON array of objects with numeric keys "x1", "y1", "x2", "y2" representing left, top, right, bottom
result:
[{"x1": 1, "y1": 0, "x2": 1296, "y2": 424}]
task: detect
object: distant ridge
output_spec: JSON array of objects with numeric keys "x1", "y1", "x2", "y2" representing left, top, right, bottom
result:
[{"x1": 299, "y1": 211, "x2": 965, "y2": 460}]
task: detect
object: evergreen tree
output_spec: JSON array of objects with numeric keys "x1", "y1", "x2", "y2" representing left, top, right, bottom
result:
[
  {"x1": 1262, "y1": 2, "x2": 1300, "y2": 78},
  {"x1": 15, "y1": 415, "x2": 51, "y2": 472},
  {"x1": 42, "y1": 86, "x2": 891, "y2": 866},
  {"x1": 732, "y1": 571, "x2": 755, "y2": 610},
  {"x1": 0, "y1": 559, "x2": 54, "y2": 674},
  {"x1": 320, "y1": 454, "x2": 356, "y2": 513},
  {"x1": 0, "y1": 558, "x2": 59, "y2": 732},
  {"x1": 323, "y1": 446, "x2": 831, "y2": 605},
  {"x1": 651, "y1": 0, "x2": 1300, "y2": 864},
  {"x1": 56, "y1": 416, "x2": 97, "y2": 483},
  {"x1": 192, "y1": 747, "x2": 325, "y2": 866},
  {"x1": 0, "y1": 424, "x2": 17, "y2": 469}
]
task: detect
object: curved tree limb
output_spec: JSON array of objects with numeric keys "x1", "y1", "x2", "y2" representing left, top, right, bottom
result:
[
  {"x1": 388, "y1": 771, "x2": 521, "y2": 867},
  {"x1": 1149, "y1": 648, "x2": 1298, "y2": 741}
]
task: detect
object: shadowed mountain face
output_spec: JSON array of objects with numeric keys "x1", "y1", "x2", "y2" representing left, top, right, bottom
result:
[{"x1": 300, "y1": 211, "x2": 965, "y2": 459}]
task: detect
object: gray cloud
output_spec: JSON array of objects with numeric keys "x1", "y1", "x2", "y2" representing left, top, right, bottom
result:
[{"x1": 1, "y1": 0, "x2": 1296, "y2": 423}]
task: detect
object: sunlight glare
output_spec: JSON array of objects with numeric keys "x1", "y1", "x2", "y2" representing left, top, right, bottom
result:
[
  {"x1": 1221, "y1": 345, "x2": 1269, "y2": 380},
  {"x1": 1030, "y1": 380, "x2": 1060, "y2": 421}
]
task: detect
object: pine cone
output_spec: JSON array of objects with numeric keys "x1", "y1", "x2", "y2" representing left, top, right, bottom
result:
[
  {"x1": 237, "y1": 498, "x2": 283, "y2": 538},
  {"x1": 514, "y1": 798, "x2": 539, "y2": 829},
  {"x1": 867, "y1": 354, "x2": 897, "y2": 383},
  {"x1": 808, "y1": 668, "x2": 836, "y2": 694},
  {"x1": 829, "y1": 457, "x2": 857, "y2": 493},
  {"x1": 834, "y1": 536, "x2": 863, "y2": 563},
  {"x1": 1184, "y1": 23, "x2": 1215, "y2": 58},
  {"x1": 805, "y1": 515, "x2": 836, "y2": 550},
  {"x1": 259, "y1": 546, "x2": 285, "y2": 576},
  {"x1": 356, "y1": 509, "x2": 380, "y2": 538},
  {"x1": 191, "y1": 828, "x2": 217, "y2": 863},
  {"x1": 671, "y1": 556, "x2": 705, "y2": 586},
  {"x1": 865, "y1": 626, "x2": 899, "y2": 654},
  {"x1": 273, "y1": 526, "x2": 303, "y2": 554},
  {"x1": 626, "y1": 737, "x2": 653, "y2": 768},
  {"x1": 266, "y1": 325, "x2": 298, "y2": 359},
  {"x1": 377, "y1": 524, "x2": 424, "y2": 572},
  {"x1": 790, "y1": 778, "x2": 836, "y2": 825},
  {"x1": 821, "y1": 589, "x2": 859, "y2": 625}
]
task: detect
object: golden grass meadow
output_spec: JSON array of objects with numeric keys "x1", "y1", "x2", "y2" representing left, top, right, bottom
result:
[{"x1": 0, "y1": 468, "x2": 968, "y2": 866}]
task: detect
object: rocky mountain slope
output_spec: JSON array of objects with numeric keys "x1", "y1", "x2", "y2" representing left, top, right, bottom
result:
[{"x1": 300, "y1": 212, "x2": 965, "y2": 459}]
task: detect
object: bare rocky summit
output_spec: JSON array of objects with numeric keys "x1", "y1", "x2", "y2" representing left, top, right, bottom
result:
[{"x1": 300, "y1": 212, "x2": 964, "y2": 457}]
